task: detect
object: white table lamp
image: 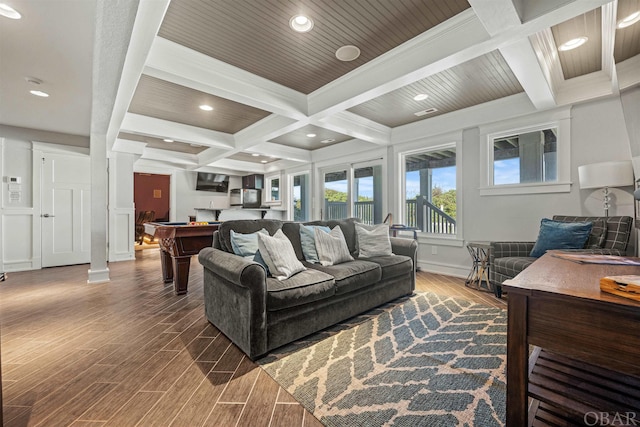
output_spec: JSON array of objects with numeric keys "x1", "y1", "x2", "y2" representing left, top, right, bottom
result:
[{"x1": 578, "y1": 160, "x2": 634, "y2": 216}]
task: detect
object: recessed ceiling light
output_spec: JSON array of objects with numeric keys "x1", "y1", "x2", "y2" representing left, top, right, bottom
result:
[
  {"x1": 199, "y1": 104, "x2": 213, "y2": 111},
  {"x1": 558, "y1": 36, "x2": 588, "y2": 51},
  {"x1": 289, "y1": 15, "x2": 314, "y2": 32},
  {"x1": 321, "y1": 138, "x2": 335, "y2": 144},
  {"x1": 0, "y1": 3, "x2": 21, "y2": 19},
  {"x1": 30, "y1": 90, "x2": 49, "y2": 97},
  {"x1": 617, "y1": 11, "x2": 640, "y2": 29},
  {"x1": 251, "y1": 153, "x2": 260, "y2": 157},
  {"x1": 413, "y1": 94, "x2": 429, "y2": 101},
  {"x1": 163, "y1": 138, "x2": 174, "y2": 142},
  {"x1": 260, "y1": 160, "x2": 267, "y2": 164},
  {"x1": 336, "y1": 45, "x2": 361, "y2": 62},
  {"x1": 306, "y1": 133, "x2": 316, "y2": 138}
]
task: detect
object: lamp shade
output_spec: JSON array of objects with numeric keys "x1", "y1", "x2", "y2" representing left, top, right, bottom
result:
[{"x1": 578, "y1": 160, "x2": 634, "y2": 189}]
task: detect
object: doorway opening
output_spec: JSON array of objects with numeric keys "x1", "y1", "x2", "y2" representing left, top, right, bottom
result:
[{"x1": 134, "y1": 173, "x2": 170, "y2": 248}]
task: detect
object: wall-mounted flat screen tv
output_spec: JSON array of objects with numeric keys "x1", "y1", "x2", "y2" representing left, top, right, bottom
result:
[{"x1": 196, "y1": 172, "x2": 229, "y2": 192}]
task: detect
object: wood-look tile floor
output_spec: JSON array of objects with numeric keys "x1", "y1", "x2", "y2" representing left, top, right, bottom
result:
[{"x1": 0, "y1": 249, "x2": 505, "y2": 426}]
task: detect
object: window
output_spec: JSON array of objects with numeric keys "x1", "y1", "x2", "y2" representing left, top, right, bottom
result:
[
  {"x1": 323, "y1": 169, "x2": 348, "y2": 220},
  {"x1": 491, "y1": 127, "x2": 557, "y2": 186},
  {"x1": 291, "y1": 172, "x2": 310, "y2": 221},
  {"x1": 321, "y1": 160, "x2": 385, "y2": 223},
  {"x1": 403, "y1": 146, "x2": 457, "y2": 235},
  {"x1": 265, "y1": 175, "x2": 280, "y2": 202},
  {"x1": 480, "y1": 108, "x2": 571, "y2": 196}
]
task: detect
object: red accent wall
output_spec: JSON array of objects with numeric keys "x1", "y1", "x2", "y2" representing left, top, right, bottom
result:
[{"x1": 134, "y1": 173, "x2": 170, "y2": 221}]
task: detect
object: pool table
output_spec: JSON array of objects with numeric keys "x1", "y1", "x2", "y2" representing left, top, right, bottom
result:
[{"x1": 144, "y1": 221, "x2": 221, "y2": 295}]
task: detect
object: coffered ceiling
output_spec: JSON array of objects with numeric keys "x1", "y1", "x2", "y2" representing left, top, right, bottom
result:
[{"x1": 1, "y1": 0, "x2": 639, "y2": 176}]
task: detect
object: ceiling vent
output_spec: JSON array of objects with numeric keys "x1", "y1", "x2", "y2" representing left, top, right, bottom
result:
[{"x1": 414, "y1": 107, "x2": 438, "y2": 117}]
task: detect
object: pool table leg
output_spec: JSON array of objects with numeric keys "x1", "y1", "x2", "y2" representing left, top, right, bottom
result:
[
  {"x1": 159, "y1": 249, "x2": 174, "y2": 283},
  {"x1": 171, "y1": 256, "x2": 191, "y2": 295}
]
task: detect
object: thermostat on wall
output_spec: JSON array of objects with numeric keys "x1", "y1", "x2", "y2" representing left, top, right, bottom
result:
[{"x1": 6, "y1": 176, "x2": 21, "y2": 184}]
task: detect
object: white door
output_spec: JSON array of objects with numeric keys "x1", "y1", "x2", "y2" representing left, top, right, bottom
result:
[{"x1": 41, "y1": 152, "x2": 91, "y2": 267}]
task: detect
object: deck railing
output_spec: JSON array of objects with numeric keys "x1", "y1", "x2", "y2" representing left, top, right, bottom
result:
[{"x1": 323, "y1": 199, "x2": 456, "y2": 235}]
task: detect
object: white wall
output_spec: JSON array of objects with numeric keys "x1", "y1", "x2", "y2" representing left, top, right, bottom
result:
[
  {"x1": 2, "y1": 89, "x2": 637, "y2": 274},
  {"x1": 0, "y1": 139, "x2": 35, "y2": 272},
  {"x1": 413, "y1": 93, "x2": 636, "y2": 276}
]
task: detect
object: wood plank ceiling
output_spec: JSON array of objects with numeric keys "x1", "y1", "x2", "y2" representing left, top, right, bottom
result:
[{"x1": 114, "y1": 0, "x2": 640, "y2": 172}]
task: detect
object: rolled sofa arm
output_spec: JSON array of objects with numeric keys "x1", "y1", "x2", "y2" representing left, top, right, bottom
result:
[
  {"x1": 390, "y1": 237, "x2": 418, "y2": 270},
  {"x1": 390, "y1": 236, "x2": 418, "y2": 258},
  {"x1": 198, "y1": 247, "x2": 268, "y2": 359}
]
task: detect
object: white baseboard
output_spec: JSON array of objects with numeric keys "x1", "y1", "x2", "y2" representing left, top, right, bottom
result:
[{"x1": 417, "y1": 260, "x2": 468, "y2": 279}]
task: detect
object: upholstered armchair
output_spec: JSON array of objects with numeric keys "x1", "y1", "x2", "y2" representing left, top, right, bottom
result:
[{"x1": 489, "y1": 215, "x2": 634, "y2": 297}]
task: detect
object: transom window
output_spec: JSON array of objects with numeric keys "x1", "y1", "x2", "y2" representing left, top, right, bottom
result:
[{"x1": 492, "y1": 127, "x2": 558, "y2": 186}]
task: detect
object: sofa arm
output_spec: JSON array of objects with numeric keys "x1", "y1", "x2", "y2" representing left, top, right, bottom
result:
[
  {"x1": 390, "y1": 237, "x2": 418, "y2": 258},
  {"x1": 198, "y1": 248, "x2": 268, "y2": 359},
  {"x1": 198, "y1": 247, "x2": 266, "y2": 287}
]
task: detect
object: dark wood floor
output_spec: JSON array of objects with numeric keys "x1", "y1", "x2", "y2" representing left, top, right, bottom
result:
[{"x1": 0, "y1": 249, "x2": 505, "y2": 426}]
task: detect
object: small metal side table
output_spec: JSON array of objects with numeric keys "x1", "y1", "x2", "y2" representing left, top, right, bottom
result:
[{"x1": 465, "y1": 241, "x2": 494, "y2": 294}]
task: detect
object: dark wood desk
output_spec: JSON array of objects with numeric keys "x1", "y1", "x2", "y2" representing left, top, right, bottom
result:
[
  {"x1": 144, "y1": 221, "x2": 220, "y2": 295},
  {"x1": 503, "y1": 253, "x2": 640, "y2": 426}
]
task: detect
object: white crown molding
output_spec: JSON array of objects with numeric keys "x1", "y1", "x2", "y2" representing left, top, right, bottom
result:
[
  {"x1": 141, "y1": 147, "x2": 198, "y2": 166},
  {"x1": 601, "y1": 1, "x2": 618, "y2": 94},
  {"x1": 556, "y1": 70, "x2": 616, "y2": 105},
  {"x1": 617, "y1": 55, "x2": 640, "y2": 90},
  {"x1": 247, "y1": 142, "x2": 311, "y2": 163},
  {"x1": 468, "y1": 0, "x2": 521, "y2": 36}
]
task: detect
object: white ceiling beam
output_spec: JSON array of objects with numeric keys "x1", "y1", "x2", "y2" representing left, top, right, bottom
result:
[
  {"x1": 307, "y1": 10, "x2": 491, "y2": 118},
  {"x1": 145, "y1": 37, "x2": 309, "y2": 120},
  {"x1": 106, "y1": 0, "x2": 170, "y2": 148},
  {"x1": 601, "y1": 1, "x2": 619, "y2": 94},
  {"x1": 234, "y1": 114, "x2": 308, "y2": 151},
  {"x1": 468, "y1": 0, "x2": 522, "y2": 36},
  {"x1": 112, "y1": 138, "x2": 147, "y2": 155},
  {"x1": 312, "y1": 111, "x2": 391, "y2": 145},
  {"x1": 249, "y1": 142, "x2": 311, "y2": 163},
  {"x1": 500, "y1": 38, "x2": 557, "y2": 110},
  {"x1": 206, "y1": 158, "x2": 267, "y2": 174},
  {"x1": 141, "y1": 147, "x2": 198, "y2": 166},
  {"x1": 121, "y1": 113, "x2": 235, "y2": 149}
]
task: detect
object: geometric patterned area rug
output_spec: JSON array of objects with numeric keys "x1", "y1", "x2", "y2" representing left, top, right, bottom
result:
[{"x1": 258, "y1": 292, "x2": 507, "y2": 427}]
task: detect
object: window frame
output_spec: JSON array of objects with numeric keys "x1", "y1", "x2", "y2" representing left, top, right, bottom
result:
[
  {"x1": 287, "y1": 169, "x2": 311, "y2": 221},
  {"x1": 264, "y1": 173, "x2": 281, "y2": 205},
  {"x1": 479, "y1": 107, "x2": 571, "y2": 196},
  {"x1": 399, "y1": 139, "x2": 462, "y2": 242}
]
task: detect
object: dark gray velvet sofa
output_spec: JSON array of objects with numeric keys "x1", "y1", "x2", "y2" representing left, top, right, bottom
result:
[{"x1": 198, "y1": 218, "x2": 417, "y2": 360}]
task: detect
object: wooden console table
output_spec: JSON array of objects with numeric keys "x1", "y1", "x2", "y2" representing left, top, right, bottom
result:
[{"x1": 503, "y1": 253, "x2": 640, "y2": 426}]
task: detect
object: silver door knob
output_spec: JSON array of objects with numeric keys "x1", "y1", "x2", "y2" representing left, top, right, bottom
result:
[{"x1": 42, "y1": 213, "x2": 55, "y2": 218}]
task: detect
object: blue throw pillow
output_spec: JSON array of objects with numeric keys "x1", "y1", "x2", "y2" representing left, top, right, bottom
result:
[
  {"x1": 300, "y1": 225, "x2": 331, "y2": 263},
  {"x1": 253, "y1": 250, "x2": 270, "y2": 276},
  {"x1": 529, "y1": 219, "x2": 593, "y2": 258},
  {"x1": 230, "y1": 228, "x2": 268, "y2": 257}
]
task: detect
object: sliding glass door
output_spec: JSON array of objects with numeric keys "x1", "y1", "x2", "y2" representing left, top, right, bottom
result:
[
  {"x1": 321, "y1": 160, "x2": 384, "y2": 223},
  {"x1": 291, "y1": 172, "x2": 310, "y2": 221}
]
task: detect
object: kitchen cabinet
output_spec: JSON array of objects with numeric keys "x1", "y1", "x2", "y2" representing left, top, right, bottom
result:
[{"x1": 242, "y1": 174, "x2": 264, "y2": 189}]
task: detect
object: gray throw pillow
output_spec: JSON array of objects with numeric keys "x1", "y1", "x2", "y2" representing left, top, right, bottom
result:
[
  {"x1": 230, "y1": 228, "x2": 268, "y2": 257},
  {"x1": 257, "y1": 229, "x2": 306, "y2": 280},
  {"x1": 314, "y1": 226, "x2": 354, "y2": 266},
  {"x1": 300, "y1": 225, "x2": 331, "y2": 263},
  {"x1": 355, "y1": 223, "x2": 393, "y2": 258}
]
